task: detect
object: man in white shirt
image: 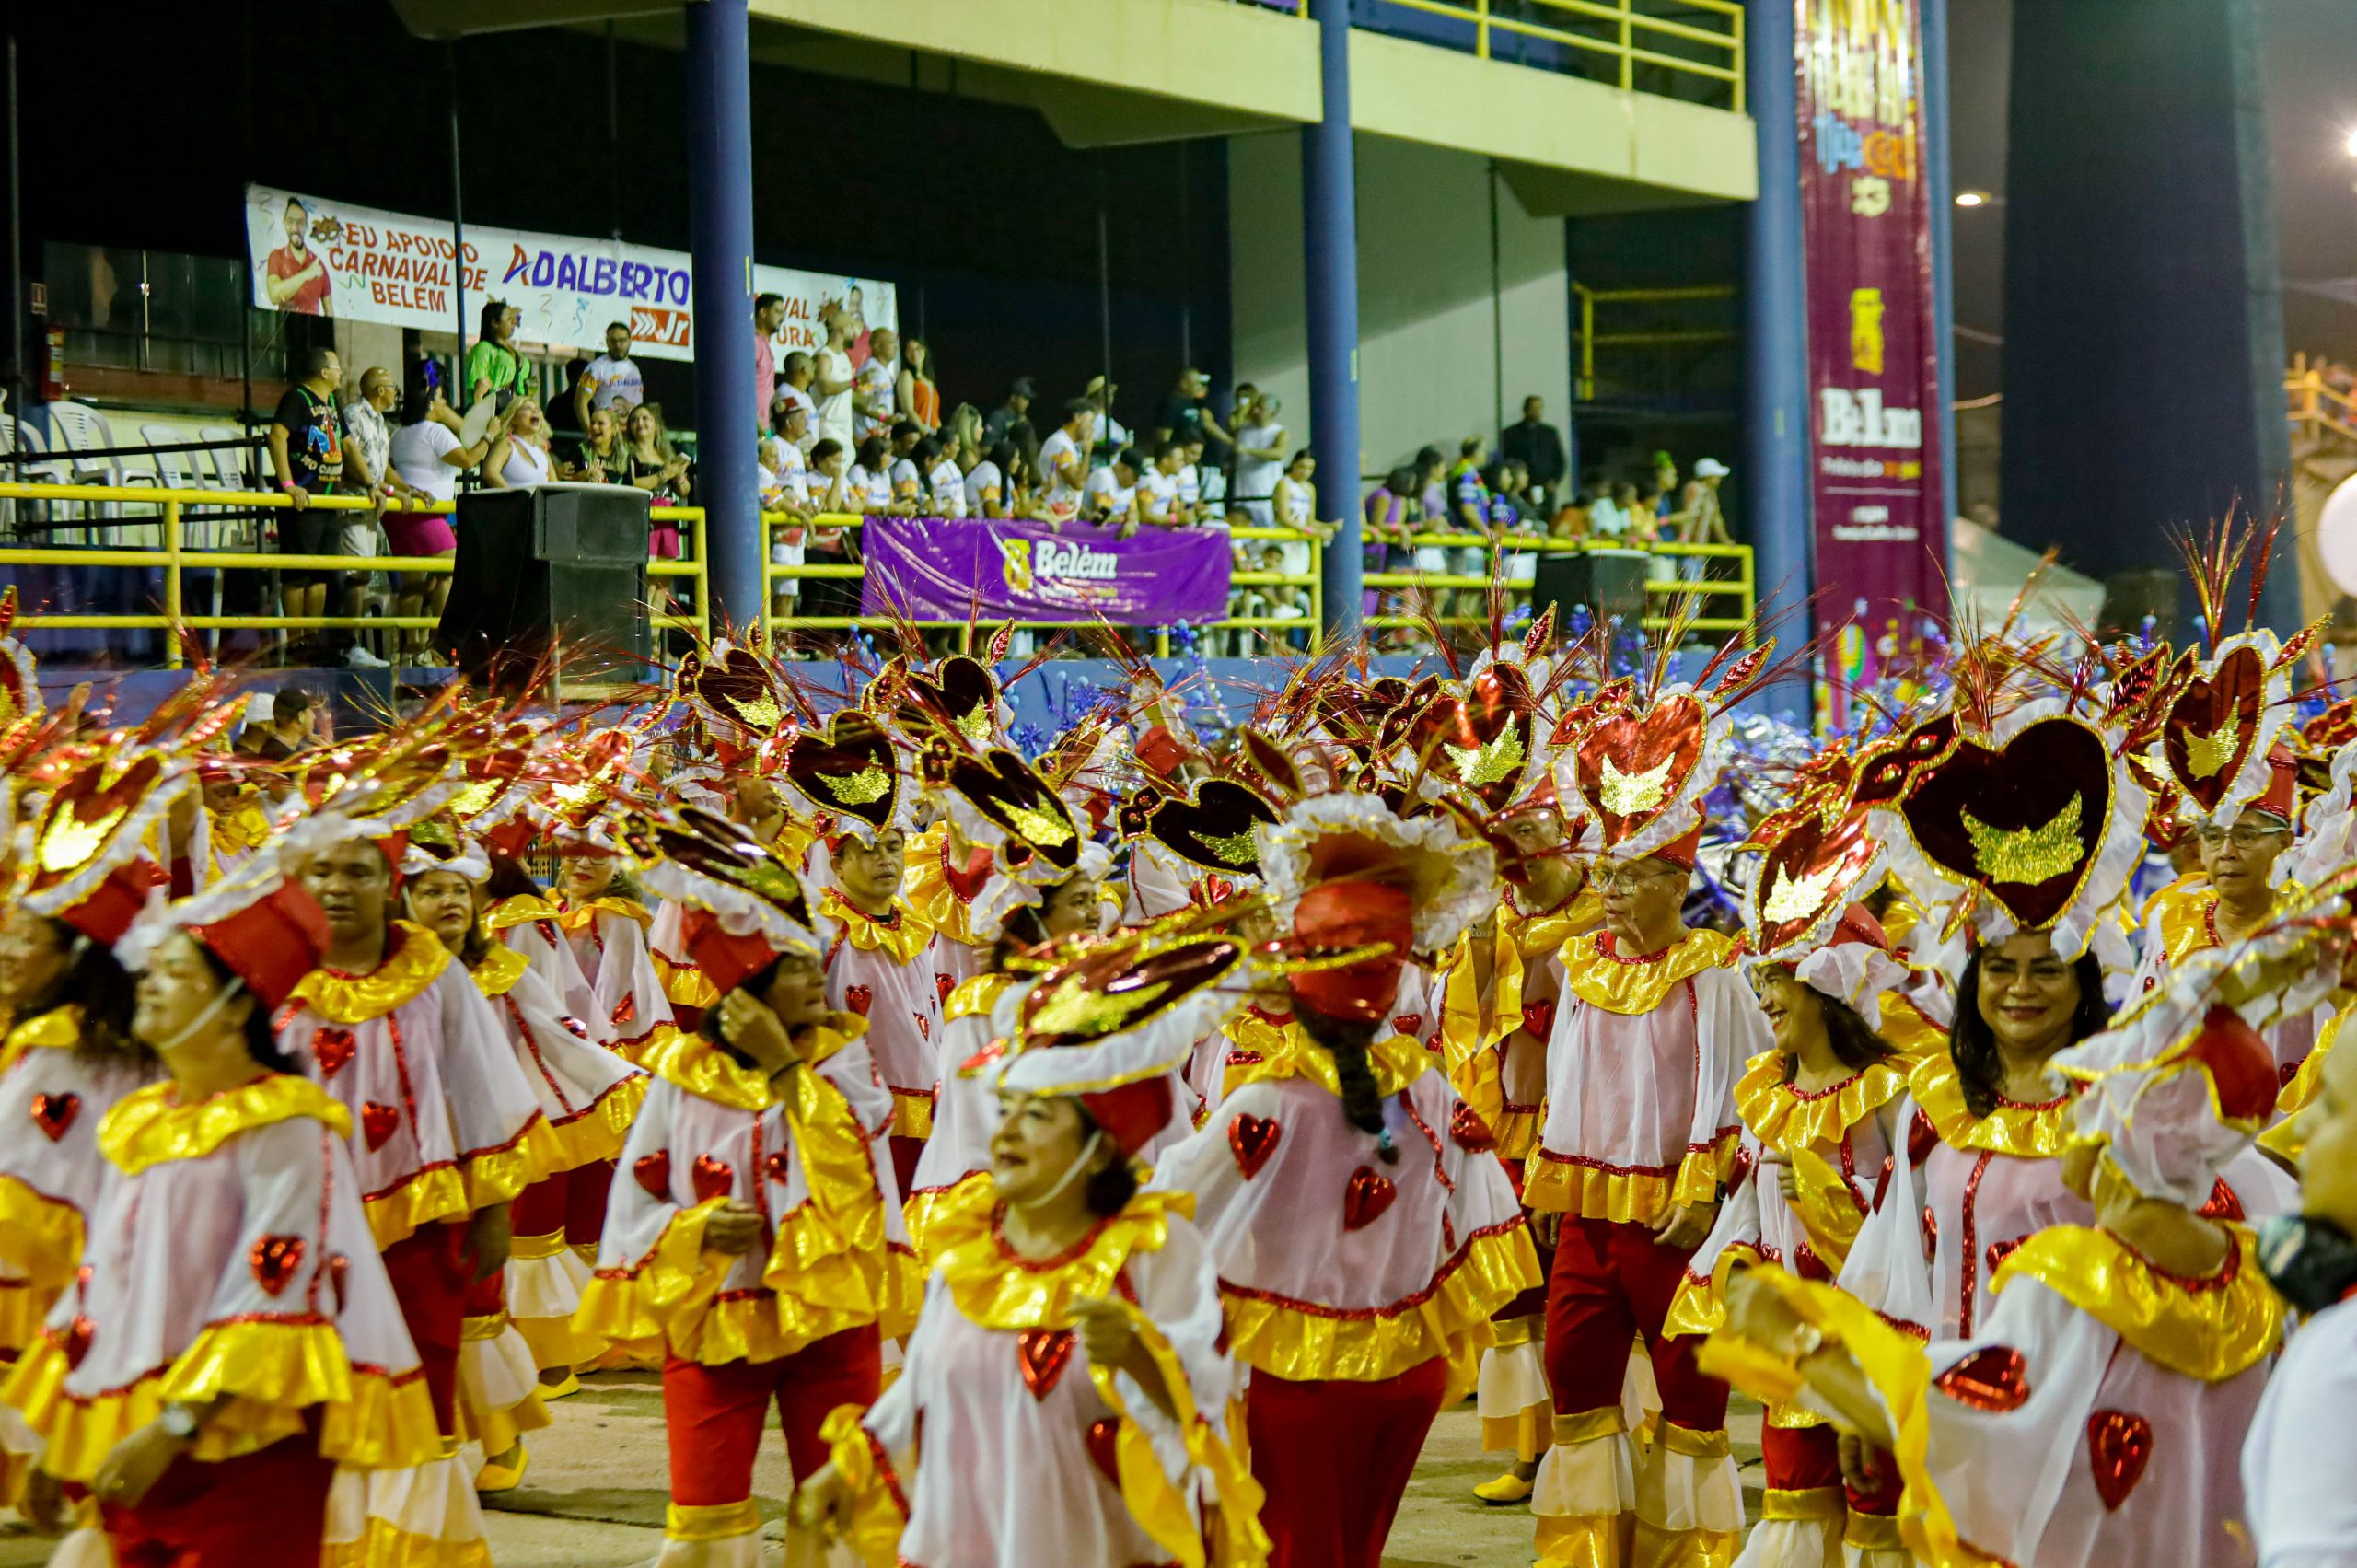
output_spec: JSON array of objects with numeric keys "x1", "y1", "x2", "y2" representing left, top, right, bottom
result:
[
  {"x1": 854, "y1": 327, "x2": 900, "y2": 443},
  {"x1": 1036, "y1": 400, "x2": 1093, "y2": 525},
  {"x1": 771, "y1": 352, "x2": 816, "y2": 452},
  {"x1": 812, "y1": 306, "x2": 857, "y2": 447},
  {"x1": 964, "y1": 441, "x2": 1012, "y2": 520},
  {"x1": 572, "y1": 322, "x2": 644, "y2": 428},
  {"x1": 1081, "y1": 450, "x2": 1142, "y2": 532},
  {"x1": 1175, "y1": 435, "x2": 1207, "y2": 523},
  {"x1": 1136, "y1": 439, "x2": 1190, "y2": 528},
  {"x1": 1084, "y1": 374, "x2": 1130, "y2": 459}
]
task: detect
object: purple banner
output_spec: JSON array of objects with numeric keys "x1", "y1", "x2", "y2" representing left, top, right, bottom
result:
[
  {"x1": 857, "y1": 517, "x2": 1234, "y2": 623},
  {"x1": 1797, "y1": 0, "x2": 1948, "y2": 719}
]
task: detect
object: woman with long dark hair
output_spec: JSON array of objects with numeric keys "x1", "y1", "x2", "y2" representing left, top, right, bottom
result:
[
  {"x1": 3, "y1": 871, "x2": 437, "y2": 1568},
  {"x1": 1147, "y1": 800, "x2": 1539, "y2": 1568}
]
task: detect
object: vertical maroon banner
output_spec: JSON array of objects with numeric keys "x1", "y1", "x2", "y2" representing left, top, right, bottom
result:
[{"x1": 1796, "y1": 0, "x2": 1948, "y2": 717}]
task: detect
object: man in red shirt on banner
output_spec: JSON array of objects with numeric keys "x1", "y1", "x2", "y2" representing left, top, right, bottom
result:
[{"x1": 261, "y1": 195, "x2": 333, "y2": 316}]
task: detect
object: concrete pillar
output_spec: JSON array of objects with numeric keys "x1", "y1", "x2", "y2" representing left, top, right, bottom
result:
[
  {"x1": 1303, "y1": 0, "x2": 1362, "y2": 638},
  {"x1": 1921, "y1": 0, "x2": 1960, "y2": 546},
  {"x1": 684, "y1": 0, "x2": 763, "y2": 634}
]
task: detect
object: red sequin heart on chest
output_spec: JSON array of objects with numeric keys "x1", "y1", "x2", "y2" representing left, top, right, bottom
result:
[
  {"x1": 29, "y1": 1091, "x2": 78, "y2": 1142},
  {"x1": 2085, "y1": 1409, "x2": 2154, "y2": 1512},
  {"x1": 691, "y1": 1155, "x2": 736, "y2": 1202},
  {"x1": 1343, "y1": 1166, "x2": 1398, "y2": 1231},
  {"x1": 1227, "y1": 1113, "x2": 1282, "y2": 1179},
  {"x1": 1016, "y1": 1327, "x2": 1074, "y2": 1400}
]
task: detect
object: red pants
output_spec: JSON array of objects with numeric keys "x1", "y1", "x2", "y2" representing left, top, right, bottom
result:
[
  {"x1": 383, "y1": 1222, "x2": 471, "y2": 1434},
  {"x1": 1543, "y1": 1217, "x2": 1727, "y2": 1432},
  {"x1": 512, "y1": 1171, "x2": 570, "y2": 1239},
  {"x1": 102, "y1": 1434, "x2": 336, "y2": 1568},
  {"x1": 567, "y1": 1160, "x2": 614, "y2": 1250},
  {"x1": 664, "y1": 1325, "x2": 882, "y2": 1506},
  {"x1": 887, "y1": 1136, "x2": 924, "y2": 1202},
  {"x1": 1245, "y1": 1358, "x2": 1447, "y2": 1568}
]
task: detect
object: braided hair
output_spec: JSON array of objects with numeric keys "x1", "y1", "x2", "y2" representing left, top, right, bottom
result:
[{"x1": 1294, "y1": 1004, "x2": 1400, "y2": 1165}]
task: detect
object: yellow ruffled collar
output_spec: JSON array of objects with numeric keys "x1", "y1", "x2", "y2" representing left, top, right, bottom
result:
[
  {"x1": 557, "y1": 896, "x2": 653, "y2": 935},
  {"x1": 928, "y1": 1174, "x2": 1192, "y2": 1331},
  {"x1": 1226, "y1": 1023, "x2": 1429, "y2": 1099},
  {"x1": 1562, "y1": 927, "x2": 1735, "y2": 1016},
  {"x1": 483, "y1": 893, "x2": 563, "y2": 933},
  {"x1": 1504, "y1": 882, "x2": 1602, "y2": 959},
  {"x1": 1736, "y1": 1053, "x2": 1912, "y2": 1156},
  {"x1": 1, "y1": 1006, "x2": 81, "y2": 1072},
  {"x1": 821, "y1": 889, "x2": 935, "y2": 964},
  {"x1": 100, "y1": 1074, "x2": 352, "y2": 1176},
  {"x1": 285, "y1": 922, "x2": 452, "y2": 1025},
  {"x1": 640, "y1": 1014, "x2": 866, "y2": 1112},
  {"x1": 470, "y1": 944, "x2": 532, "y2": 999},
  {"x1": 946, "y1": 972, "x2": 1016, "y2": 1024},
  {"x1": 1910, "y1": 1051, "x2": 2077, "y2": 1158},
  {"x1": 1993, "y1": 1224, "x2": 2282, "y2": 1381}
]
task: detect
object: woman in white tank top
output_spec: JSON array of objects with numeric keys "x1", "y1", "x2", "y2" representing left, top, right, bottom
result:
[{"x1": 486, "y1": 397, "x2": 554, "y2": 490}]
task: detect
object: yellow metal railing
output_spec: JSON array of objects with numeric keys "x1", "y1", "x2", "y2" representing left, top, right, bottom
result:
[
  {"x1": 1573, "y1": 281, "x2": 1737, "y2": 401},
  {"x1": 0, "y1": 483, "x2": 710, "y2": 665},
  {"x1": 2287, "y1": 356, "x2": 2357, "y2": 444},
  {"x1": 759, "y1": 513, "x2": 1326, "y2": 655},
  {"x1": 1364, "y1": 533, "x2": 1754, "y2": 637},
  {"x1": 1363, "y1": 0, "x2": 1742, "y2": 108}
]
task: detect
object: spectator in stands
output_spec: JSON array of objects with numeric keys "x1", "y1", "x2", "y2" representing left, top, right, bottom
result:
[
  {"x1": 1155, "y1": 366, "x2": 1233, "y2": 461},
  {"x1": 485, "y1": 396, "x2": 557, "y2": 494},
  {"x1": 1232, "y1": 392, "x2": 1287, "y2": 528},
  {"x1": 575, "y1": 321, "x2": 644, "y2": 429},
  {"x1": 898, "y1": 338, "x2": 940, "y2": 435},
  {"x1": 888, "y1": 429, "x2": 924, "y2": 513},
  {"x1": 1271, "y1": 447, "x2": 1334, "y2": 587},
  {"x1": 854, "y1": 327, "x2": 900, "y2": 442},
  {"x1": 1680, "y1": 457, "x2": 1732, "y2": 544},
  {"x1": 610, "y1": 404, "x2": 691, "y2": 558},
  {"x1": 754, "y1": 293, "x2": 786, "y2": 430},
  {"x1": 466, "y1": 300, "x2": 528, "y2": 407},
  {"x1": 807, "y1": 438, "x2": 851, "y2": 517},
  {"x1": 922, "y1": 433, "x2": 966, "y2": 518},
  {"x1": 1485, "y1": 456, "x2": 1531, "y2": 524},
  {"x1": 388, "y1": 390, "x2": 499, "y2": 663},
  {"x1": 238, "y1": 684, "x2": 319, "y2": 761},
  {"x1": 1037, "y1": 400, "x2": 1093, "y2": 525},
  {"x1": 797, "y1": 438, "x2": 857, "y2": 626},
  {"x1": 1500, "y1": 395, "x2": 1566, "y2": 508},
  {"x1": 266, "y1": 344, "x2": 349, "y2": 668},
  {"x1": 1651, "y1": 450, "x2": 1680, "y2": 520},
  {"x1": 1176, "y1": 434, "x2": 1210, "y2": 520},
  {"x1": 577, "y1": 405, "x2": 625, "y2": 482},
  {"x1": 812, "y1": 305, "x2": 857, "y2": 447},
  {"x1": 848, "y1": 435, "x2": 898, "y2": 516},
  {"x1": 947, "y1": 403, "x2": 985, "y2": 470},
  {"x1": 1414, "y1": 446, "x2": 1447, "y2": 525},
  {"x1": 763, "y1": 432, "x2": 811, "y2": 628},
  {"x1": 1364, "y1": 465, "x2": 1420, "y2": 633},
  {"x1": 1082, "y1": 449, "x2": 1142, "y2": 532},
  {"x1": 334, "y1": 365, "x2": 408, "y2": 665},
  {"x1": 966, "y1": 441, "x2": 1014, "y2": 520},
  {"x1": 768, "y1": 401, "x2": 813, "y2": 489},
  {"x1": 772, "y1": 352, "x2": 817, "y2": 449},
  {"x1": 1137, "y1": 440, "x2": 1190, "y2": 529},
  {"x1": 1083, "y1": 376, "x2": 1131, "y2": 459},
  {"x1": 982, "y1": 377, "x2": 1035, "y2": 448},
  {"x1": 1426, "y1": 436, "x2": 1494, "y2": 621}
]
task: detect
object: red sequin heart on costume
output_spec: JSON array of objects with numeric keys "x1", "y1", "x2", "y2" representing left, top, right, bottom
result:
[
  {"x1": 1343, "y1": 1166, "x2": 1398, "y2": 1231},
  {"x1": 1747, "y1": 807, "x2": 1884, "y2": 954},
  {"x1": 29, "y1": 1091, "x2": 78, "y2": 1142},
  {"x1": 1920, "y1": 1204, "x2": 1939, "y2": 1261},
  {"x1": 312, "y1": 1027, "x2": 356, "y2": 1080},
  {"x1": 1794, "y1": 1242, "x2": 1832, "y2": 1283},
  {"x1": 691, "y1": 1155, "x2": 735, "y2": 1202},
  {"x1": 1086, "y1": 1417, "x2": 1122, "y2": 1486},
  {"x1": 2161, "y1": 644, "x2": 2265, "y2": 813},
  {"x1": 1985, "y1": 1236, "x2": 2026, "y2": 1278},
  {"x1": 2085, "y1": 1409, "x2": 2154, "y2": 1511},
  {"x1": 1392, "y1": 1012, "x2": 1423, "y2": 1039},
  {"x1": 1227, "y1": 1113, "x2": 1282, "y2": 1179},
  {"x1": 915, "y1": 1012, "x2": 930, "y2": 1041},
  {"x1": 1449, "y1": 1104, "x2": 1495, "y2": 1153},
  {"x1": 2198, "y1": 1177, "x2": 2244, "y2": 1222},
  {"x1": 1519, "y1": 999, "x2": 1556, "y2": 1041},
  {"x1": 360, "y1": 1102, "x2": 401, "y2": 1152},
  {"x1": 935, "y1": 973, "x2": 955, "y2": 1006},
  {"x1": 1016, "y1": 1328, "x2": 1074, "y2": 1400},
  {"x1": 844, "y1": 984, "x2": 874, "y2": 1017},
  {"x1": 633, "y1": 1151, "x2": 673, "y2": 1200},
  {"x1": 611, "y1": 994, "x2": 638, "y2": 1031},
  {"x1": 326, "y1": 1253, "x2": 351, "y2": 1312},
  {"x1": 1573, "y1": 693, "x2": 1708, "y2": 842},
  {"x1": 250, "y1": 1234, "x2": 306, "y2": 1297},
  {"x1": 59, "y1": 1313, "x2": 94, "y2": 1371},
  {"x1": 762, "y1": 1150, "x2": 795, "y2": 1186},
  {"x1": 1895, "y1": 717, "x2": 2110, "y2": 931},
  {"x1": 1932, "y1": 1346, "x2": 2030, "y2": 1412}
]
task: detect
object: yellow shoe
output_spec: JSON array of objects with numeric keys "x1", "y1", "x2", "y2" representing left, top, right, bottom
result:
[
  {"x1": 539, "y1": 1371, "x2": 582, "y2": 1400},
  {"x1": 476, "y1": 1446, "x2": 530, "y2": 1493},
  {"x1": 1473, "y1": 1471, "x2": 1535, "y2": 1504}
]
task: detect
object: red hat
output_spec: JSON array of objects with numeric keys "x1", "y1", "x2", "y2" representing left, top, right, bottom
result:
[
  {"x1": 679, "y1": 907, "x2": 789, "y2": 996},
  {"x1": 1285, "y1": 878, "x2": 1413, "y2": 1023},
  {"x1": 2254, "y1": 746, "x2": 2297, "y2": 823},
  {"x1": 1654, "y1": 823, "x2": 1704, "y2": 871},
  {"x1": 192, "y1": 883, "x2": 331, "y2": 1011},
  {"x1": 58, "y1": 860, "x2": 168, "y2": 948},
  {"x1": 1079, "y1": 1076, "x2": 1177, "y2": 1156}
]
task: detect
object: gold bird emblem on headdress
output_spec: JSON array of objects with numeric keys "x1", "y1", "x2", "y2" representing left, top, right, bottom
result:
[
  {"x1": 819, "y1": 765, "x2": 891, "y2": 806},
  {"x1": 1597, "y1": 753, "x2": 1674, "y2": 815},
  {"x1": 1197, "y1": 826, "x2": 1260, "y2": 867},
  {"x1": 1962, "y1": 793, "x2": 2083, "y2": 885},
  {"x1": 2183, "y1": 717, "x2": 2240, "y2": 781},
  {"x1": 1004, "y1": 799, "x2": 1074, "y2": 847},
  {"x1": 1027, "y1": 970, "x2": 1171, "y2": 1036},
  {"x1": 954, "y1": 703, "x2": 992, "y2": 745},
  {"x1": 1761, "y1": 859, "x2": 1842, "y2": 924},
  {"x1": 1444, "y1": 724, "x2": 1527, "y2": 787},
  {"x1": 726, "y1": 694, "x2": 784, "y2": 733}
]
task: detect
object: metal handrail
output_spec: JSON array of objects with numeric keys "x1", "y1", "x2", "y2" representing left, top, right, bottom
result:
[{"x1": 1363, "y1": 0, "x2": 1744, "y2": 108}]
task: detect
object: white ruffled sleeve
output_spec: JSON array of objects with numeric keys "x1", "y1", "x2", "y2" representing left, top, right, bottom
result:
[{"x1": 1836, "y1": 1093, "x2": 1936, "y2": 1334}]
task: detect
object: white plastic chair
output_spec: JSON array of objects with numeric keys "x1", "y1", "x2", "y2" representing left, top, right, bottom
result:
[
  {"x1": 41, "y1": 402, "x2": 121, "y2": 542},
  {"x1": 0, "y1": 417, "x2": 74, "y2": 535}
]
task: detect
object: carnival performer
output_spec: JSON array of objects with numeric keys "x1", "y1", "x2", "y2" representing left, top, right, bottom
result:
[
  {"x1": 1522, "y1": 653, "x2": 1774, "y2": 1568},
  {"x1": 402, "y1": 831, "x2": 646, "y2": 1486},
  {"x1": 779, "y1": 711, "x2": 943, "y2": 1194},
  {"x1": 2, "y1": 862, "x2": 441, "y2": 1568},
  {"x1": 1704, "y1": 912, "x2": 2327, "y2": 1568},
  {"x1": 576, "y1": 805, "x2": 918, "y2": 1568},
  {"x1": 552, "y1": 798, "x2": 679, "y2": 1063},
  {"x1": 794, "y1": 923, "x2": 1268, "y2": 1568},
  {"x1": 1152, "y1": 790, "x2": 1540, "y2": 1568},
  {"x1": 274, "y1": 772, "x2": 555, "y2": 1566}
]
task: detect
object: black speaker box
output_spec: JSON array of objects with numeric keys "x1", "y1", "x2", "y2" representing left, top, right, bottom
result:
[
  {"x1": 439, "y1": 484, "x2": 651, "y2": 685},
  {"x1": 1528, "y1": 546, "x2": 1650, "y2": 629}
]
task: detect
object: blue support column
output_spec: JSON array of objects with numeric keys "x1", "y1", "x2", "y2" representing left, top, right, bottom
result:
[
  {"x1": 1741, "y1": 0, "x2": 1813, "y2": 719},
  {"x1": 1920, "y1": 0, "x2": 1960, "y2": 547},
  {"x1": 1305, "y1": 0, "x2": 1363, "y2": 639},
  {"x1": 684, "y1": 0, "x2": 762, "y2": 635}
]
